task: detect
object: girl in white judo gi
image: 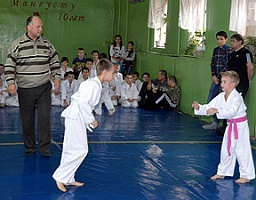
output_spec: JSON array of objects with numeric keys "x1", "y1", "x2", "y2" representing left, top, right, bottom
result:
[
  {"x1": 192, "y1": 71, "x2": 255, "y2": 184},
  {"x1": 52, "y1": 59, "x2": 115, "y2": 192}
]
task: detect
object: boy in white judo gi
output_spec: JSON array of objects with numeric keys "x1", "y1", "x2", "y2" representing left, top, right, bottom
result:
[
  {"x1": 0, "y1": 77, "x2": 8, "y2": 107},
  {"x1": 52, "y1": 59, "x2": 115, "y2": 192},
  {"x1": 120, "y1": 73, "x2": 139, "y2": 108},
  {"x1": 192, "y1": 71, "x2": 255, "y2": 184},
  {"x1": 110, "y1": 63, "x2": 123, "y2": 106},
  {"x1": 94, "y1": 81, "x2": 115, "y2": 116},
  {"x1": 61, "y1": 71, "x2": 78, "y2": 107}
]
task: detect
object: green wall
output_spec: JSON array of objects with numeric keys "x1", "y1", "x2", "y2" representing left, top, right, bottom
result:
[
  {"x1": 1, "y1": 0, "x2": 255, "y2": 136},
  {"x1": 114, "y1": 0, "x2": 256, "y2": 137},
  {"x1": 0, "y1": 0, "x2": 114, "y2": 64}
]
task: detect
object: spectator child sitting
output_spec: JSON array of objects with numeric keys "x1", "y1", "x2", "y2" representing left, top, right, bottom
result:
[
  {"x1": 50, "y1": 74, "x2": 61, "y2": 106},
  {"x1": 123, "y1": 41, "x2": 135, "y2": 74},
  {"x1": 77, "y1": 67, "x2": 90, "y2": 89},
  {"x1": 0, "y1": 64, "x2": 6, "y2": 81},
  {"x1": 61, "y1": 71, "x2": 78, "y2": 107},
  {"x1": 139, "y1": 72, "x2": 150, "y2": 93},
  {"x1": 91, "y1": 50, "x2": 100, "y2": 78},
  {"x1": 110, "y1": 63, "x2": 123, "y2": 106},
  {"x1": 0, "y1": 77, "x2": 8, "y2": 107},
  {"x1": 120, "y1": 73, "x2": 139, "y2": 108},
  {"x1": 94, "y1": 81, "x2": 115, "y2": 116},
  {"x1": 132, "y1": 71, "x2": 142, "y2": 92},
  {"x1": 72, "y1": 48, "x2": 86, "y2": 80},
  {"x1": 155, "y1": 76, "x2": 181, "y2": 109},
  {"x1": 60, "y1": 57, "x2": 73, "y2": 80},
  {"x1": 78, "y1": 58, "x2": 93, "y2": 81}
]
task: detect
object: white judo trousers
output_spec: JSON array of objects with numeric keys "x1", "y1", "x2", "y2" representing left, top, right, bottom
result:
[
  {"x1": 217, "y1": 120, "x2": 255, "y2": 180},
  {"x1": 52, "y1": 114, "x2": 88, "y2": 183},
  {"x1": 195, "y1": 89, "x2": 255, "y2": 180},
  {"x1": 53, "y1": 77, "x2": 102, "y2": 184}
]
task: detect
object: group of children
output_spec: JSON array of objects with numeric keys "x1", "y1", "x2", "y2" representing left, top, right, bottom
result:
[{"x1": 2, "y1": 34, "x2": 254, "y2": 191}]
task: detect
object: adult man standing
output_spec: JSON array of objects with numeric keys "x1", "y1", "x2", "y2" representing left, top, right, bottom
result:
[
  {"x1": 4, "y1": 15, "x2": 61, "y2": 157},
  {"x1": 228, "y1": 34, "x2": 254, "y2": 98}
]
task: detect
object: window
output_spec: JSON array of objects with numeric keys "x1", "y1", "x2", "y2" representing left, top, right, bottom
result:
[
  {"x1": 148, "y1": 0, "x2": 168, "y2": 48},
  {"x1": 229, "y1": 0, "x2": 256, "y2": 37},
  {"x1": 179, "y1": 0, "x2": 207, "y2": 56}
]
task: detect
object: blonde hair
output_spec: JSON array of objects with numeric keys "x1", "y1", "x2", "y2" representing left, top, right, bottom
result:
[
  {"x1": 220, "y1": 71, "x2": 240, "y2": 86},
  {"x1": 96, "y1": 58, "x2": 113, "y2": 75}
]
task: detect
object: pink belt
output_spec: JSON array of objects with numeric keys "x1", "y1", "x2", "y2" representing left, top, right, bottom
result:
[{"x1": 227, "y1": 116, "x2": 247, "y2": 156}]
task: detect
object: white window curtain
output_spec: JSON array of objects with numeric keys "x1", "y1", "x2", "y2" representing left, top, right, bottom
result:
[
  {"x1": 178, "y1": 0, "x2": 207, "y2": 32},
  {"x1": 247, "y1": 1, "x2": 256, "y2": 36},
  {"x1": 229, "y1": 0, "x2": 248, "y2": 36},
  {"x1": 148, "y1": 0, "x2": 166, "y2": 29}
]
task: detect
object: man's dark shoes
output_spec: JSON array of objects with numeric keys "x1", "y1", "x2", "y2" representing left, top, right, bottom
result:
[{"x1": 40, "y1": 151, "x2": 51, "y2": 158}]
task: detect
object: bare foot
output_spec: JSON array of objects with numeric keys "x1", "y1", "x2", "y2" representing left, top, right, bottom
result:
[
  {"x1": 210, "y1": 174, "x2": 225, "y2": 180},
  {"x1": 55, "y1": 180, "x2": 67, "y2": 192},
  {"x1": 64, "y1": 181, "x2": 84, "y2": 186},
  {"x1": 235, "y1": 178, "x2": 250, "y2": 184}
]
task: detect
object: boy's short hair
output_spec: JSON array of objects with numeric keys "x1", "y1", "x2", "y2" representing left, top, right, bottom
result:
[
  {"x1": 82, "y1": 67, "x2": 89, "y2": 72},
  {"x1": 125, "y1": 73, "x2": 132, "y2": 77},
  {"x1": 91, "y1": 50, "x2": 99, "y2": 55},
  {"x1": 168, "y1": 75, "x2": 177, "y2": 83},
  {"x1": 159, "y1": 70, "x2": 167, "y2": 78},
  {"x1": 216, "y1": 31, "x2": 228, "y2": 39},
  {"x1": 132, "y1": 71, "x2": 139, "y2": 77},
  {"x1": 128, "y1": 41, "x2": 134, "y2": 46},
  {"x1": 65, "y1": 71, "x2": 74, "y2": 77},
  {"x1": 86, "y1": 58, "x2": 93, "y2": 63},
  {"x1": 221, "y1": 71, "x2": 240, "y2": 86},
  {"x1": 96, "y1": 58, "x2": 113, "y2": 75},
  {"x1": 99, "y1": 53, "x2": 107, "y2": 59},
  {"x1": 61, "y1": 57, "x2": 69, "y2": 63},
  {"x1": 231, "y1": 34, "x2": 244, "y2": 45},
  {"x1": 142, "y1": 72, "x2": 150, "y2": 78},
  {"x1": 77, "y1": 48, "x2": 84, "y2": 51}
]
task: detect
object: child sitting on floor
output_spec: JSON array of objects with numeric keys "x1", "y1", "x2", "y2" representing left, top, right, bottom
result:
[{"x1": 120, "y1": 73, "x2": 139, "y2": 108}]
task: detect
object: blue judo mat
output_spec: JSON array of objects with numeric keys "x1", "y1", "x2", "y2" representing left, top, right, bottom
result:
[{"x1": 0, "y1": 106, "x2": 256, "y2": 200}]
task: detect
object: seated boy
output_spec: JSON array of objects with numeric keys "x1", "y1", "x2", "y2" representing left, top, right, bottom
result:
[
  {"x1": 120, "y1": 73, "x2": 139, "y2": 108},
  {"x1": 109, "y1": 63, "x2": 123, "y2": 106},
  {"x1": 132, "y1": 71, "x2": 142, "y2": 92},
  {"x1": 94, "y1": 81, "x2": 115, "y2": 116},
  {"x1": 61, "y1": 72, "x2": 78, "y2": 107},
  {"x1": 77, "y1": 67, "x2": 90, "y2": 89},
  {"x1": 155, "y1": 76, "x2": 181, "y2": 110},
  {"x1": 0, "y1": 77, "x2": 8, "y2": 107},
  {"x1": 78, "y1": 58, "x2": 93, "y2": 81}
]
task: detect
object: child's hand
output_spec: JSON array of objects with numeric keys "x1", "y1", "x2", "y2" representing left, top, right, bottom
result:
[
  {"x1": 63, "y1": 99, "x2": 68, "y2": 107},
  {"x1": 206, "y1": 108, "x2": 218, "y2": 115},
  {"x1": 111, "y1": 96, "x2": 117, "y2": 100},
  {"x1": 192, "y1": 101, "x2": 199, "y2": 110},
  {"x1": 147, "y1": 81, "x2": 152, "y2": 90},
  {"x1": 112, "y1": 86, "x2": 116, "y2": 91},
  {"x1": 91, "y1": 120, "x2": 99, "y2": 129}
]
